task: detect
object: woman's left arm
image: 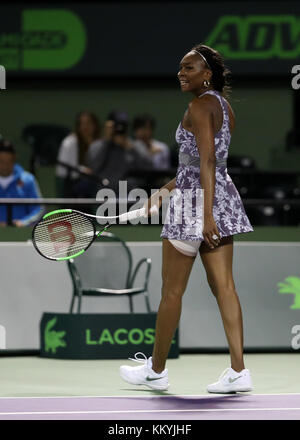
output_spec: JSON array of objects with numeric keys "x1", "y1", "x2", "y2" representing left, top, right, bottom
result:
[{"x1": 189, "y1": 98, "x2": 220, "y2": 249}]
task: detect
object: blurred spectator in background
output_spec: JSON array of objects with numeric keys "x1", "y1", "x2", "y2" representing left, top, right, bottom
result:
[
  {"x1": 132, "y1": 114, "x2": 171, "y2": 170},
  {"x1": 56, "y1": 110, "x2": 102, "y2": 196},
  {"x1": 87, "y1": 110, "x2": 152, "y2": 194},
  {"x1": 0, "y1": 137, "x2": 43, "y2": 227}
]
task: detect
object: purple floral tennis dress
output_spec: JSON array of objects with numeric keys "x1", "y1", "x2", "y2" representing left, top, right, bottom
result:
[{"x1": 161, "y1": 90, "x2": 254, "y2": 242}]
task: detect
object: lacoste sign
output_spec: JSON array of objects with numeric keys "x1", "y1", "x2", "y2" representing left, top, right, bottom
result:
[{"x1": 40, "y1": 313, "x2": 179, "y2": 359}]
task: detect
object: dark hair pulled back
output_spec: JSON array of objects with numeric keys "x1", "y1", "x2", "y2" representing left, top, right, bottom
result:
[{"x1": 191, "y1": 44, "x2": 231, "y2": 96}]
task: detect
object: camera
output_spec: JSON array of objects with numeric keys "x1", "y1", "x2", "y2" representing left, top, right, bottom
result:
[{"x1": 107, "y1": 110, "x2": 129, "y2": 135}]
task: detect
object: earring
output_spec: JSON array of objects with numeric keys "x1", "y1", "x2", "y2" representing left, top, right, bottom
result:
[{"x1": 204, "y1": 80, "x2": 210, "y2": 87}]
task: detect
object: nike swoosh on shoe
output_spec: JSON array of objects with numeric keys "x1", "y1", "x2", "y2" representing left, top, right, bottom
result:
[
  {"x1": 146, "y1": 376, "x2": 164, "y2": 381},
  {"x1": 228, "y1": 376, "x2": 243, "y2": 383}
]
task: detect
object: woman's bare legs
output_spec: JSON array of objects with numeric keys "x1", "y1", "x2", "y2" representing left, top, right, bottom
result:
[
  {"x1": 199, "y1": 236, "x2": 245, "y2": 372},
  {"x1": 152, "y1": 235, "x2": 245, "y2": 374},
  {"x1": 151, "y1": 239, "x2": 195, "y2": 373}
]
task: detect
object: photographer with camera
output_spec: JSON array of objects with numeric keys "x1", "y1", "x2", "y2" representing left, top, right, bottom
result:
[{"x1": 87, "y1": 110, "x2": 152, "y2": 194}]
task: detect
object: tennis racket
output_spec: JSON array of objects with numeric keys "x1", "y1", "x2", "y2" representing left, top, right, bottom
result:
[{"x1": 32, "y1": 206, "x2": 158, "y2": 261}]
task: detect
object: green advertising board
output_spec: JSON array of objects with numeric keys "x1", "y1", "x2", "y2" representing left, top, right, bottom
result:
[
  {"x1": 1, "y1": 3, "x2": 299, "y2": 76},
  {"x1": 40, "y1": 313, "x2": 179, "y2": 359},
  {"x1": 0, "y1": 9, "x2": 86, "y2": 71}
]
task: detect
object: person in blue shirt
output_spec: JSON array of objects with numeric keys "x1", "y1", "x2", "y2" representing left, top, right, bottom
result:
[{"x1": 0, "y1": 138, "x2": 43, "y2": 226}]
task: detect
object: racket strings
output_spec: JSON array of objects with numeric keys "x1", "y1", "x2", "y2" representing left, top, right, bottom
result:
[{"x1": 33, "y1": 212, "x2": 95, "y2": 259}]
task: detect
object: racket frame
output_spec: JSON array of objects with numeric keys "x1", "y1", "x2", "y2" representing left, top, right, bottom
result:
[{"x1": 32, "y1": 208, "x2": 111, "y2": 261}]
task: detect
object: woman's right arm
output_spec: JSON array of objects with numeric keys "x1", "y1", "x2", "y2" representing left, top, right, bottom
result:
[
  {"x1": 144, "y1": 177, "x2": 176, "y2": 214},
  {"x1": 160, "y1": 177, "x2": 176, "y2": 193}
]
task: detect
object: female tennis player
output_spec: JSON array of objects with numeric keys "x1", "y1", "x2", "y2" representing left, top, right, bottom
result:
[{"x1": 120, "y1": 44, "x2": 254, "y2": 393}]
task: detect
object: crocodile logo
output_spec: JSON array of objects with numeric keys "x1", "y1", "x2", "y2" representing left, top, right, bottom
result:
[
  {"x1": 44, "y1": 317, "x2": 67, "y2": 354},
  {"x1": 278, "y1": 277, "x2": 300, "y2": 309}
]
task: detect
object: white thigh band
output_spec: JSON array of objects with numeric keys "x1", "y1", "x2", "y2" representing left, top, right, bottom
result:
[{"x1": 169, "y1": 239, "x2": 202, "y2": 257}]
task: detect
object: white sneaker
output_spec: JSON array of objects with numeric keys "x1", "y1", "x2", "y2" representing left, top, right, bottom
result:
[
  {"x1": 207, "y1": 367, "x2": 253, "y2": 394},
  {"x1": 119, "y1": 352, "x2": 169, "y2": 390}
]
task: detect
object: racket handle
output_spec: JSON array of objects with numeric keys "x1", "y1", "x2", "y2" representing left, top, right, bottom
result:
[
  {"x1": 119, "y1": 206, "x2": 159, "y2": 222},
  {"x1": 148, "y1": 205, "x2": 159, "y2": 216}
]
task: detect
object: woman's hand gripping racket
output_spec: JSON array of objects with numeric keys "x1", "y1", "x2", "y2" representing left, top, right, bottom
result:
[{"x1": 32, "y1": 206, "x2": 158, "y2": 261}]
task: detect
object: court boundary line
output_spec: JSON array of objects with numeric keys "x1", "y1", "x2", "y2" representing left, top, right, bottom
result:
[
  {"x1": 0, "y1": 392, "x2": 300, "y2": 399},
  {"x1": 0, "y1": 407, "x2": 300, "y2": 416}
]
